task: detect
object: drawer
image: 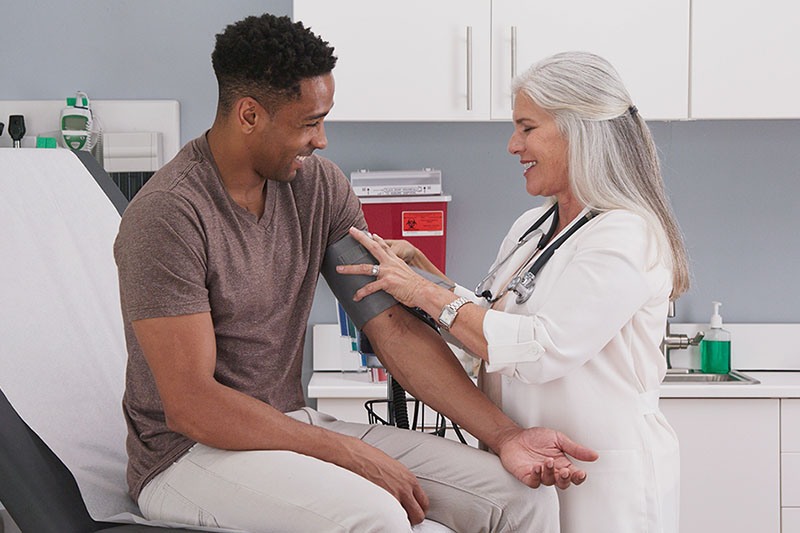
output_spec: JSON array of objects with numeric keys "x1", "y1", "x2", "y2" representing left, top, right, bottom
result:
[
  {"x1": 783, "y1": 507, "x2": 800, "y2": 532},
  {"x1": 783, "y1": 453, "x2": 800, "y2": 506},
  {"x1": 783, "y1": 400, "x2": 800, "y2": 452}
]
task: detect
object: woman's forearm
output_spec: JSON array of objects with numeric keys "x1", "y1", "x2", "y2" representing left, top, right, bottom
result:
[
  {"x1": 408, "y1": 246, "x2": 453, "y2": 285},
  {"x1": 415, "y1": 283, "x2": 490, "y2": 360}
]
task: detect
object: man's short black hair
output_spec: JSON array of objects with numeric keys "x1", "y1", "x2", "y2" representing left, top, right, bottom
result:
[{"x1": 212, "y1": 13, "x2": 337, "y2": 114}]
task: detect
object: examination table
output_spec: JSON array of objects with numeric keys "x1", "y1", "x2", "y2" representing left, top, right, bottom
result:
[{"x1": 0, "y1": 148, "x2": 451, "y2": 533}]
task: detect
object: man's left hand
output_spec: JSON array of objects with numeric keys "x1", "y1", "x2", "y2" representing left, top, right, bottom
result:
[{"x1": 496, "y1": 427, "x2": 599, "y2": 489}]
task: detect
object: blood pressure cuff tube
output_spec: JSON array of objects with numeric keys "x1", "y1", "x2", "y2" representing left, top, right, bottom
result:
[{"x1": 321, "y1": 233, "x2": 455, "y2": 330}]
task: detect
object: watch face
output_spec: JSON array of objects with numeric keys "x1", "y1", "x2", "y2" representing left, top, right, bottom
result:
[{"x1": 440, "y1": 307, "x2": 456, "y2": 327}]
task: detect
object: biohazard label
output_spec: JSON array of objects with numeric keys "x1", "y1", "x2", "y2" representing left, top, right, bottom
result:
[{"x1": 401, "y1": 211, "x2": 444, "y2": 237}]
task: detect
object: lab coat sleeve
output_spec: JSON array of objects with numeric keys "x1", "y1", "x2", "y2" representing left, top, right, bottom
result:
[{"x1": 483, "y1": 211, "x2": 660, "y2": 384}]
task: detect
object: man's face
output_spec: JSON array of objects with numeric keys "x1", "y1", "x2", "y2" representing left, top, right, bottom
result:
[{"x1": 251, "y1": 73, "x2": 334, "y2": 182}]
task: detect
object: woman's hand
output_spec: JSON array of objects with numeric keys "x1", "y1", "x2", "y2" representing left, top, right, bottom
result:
[
  {"x1": 384, "y1": 239, "x2": 417, "y2": 264},
  {"x1": 336, "y1": 227, "x2": 431, "y2": 308}
]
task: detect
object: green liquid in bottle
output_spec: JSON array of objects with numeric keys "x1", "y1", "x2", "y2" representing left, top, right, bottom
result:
[{"x1": 700, "y1": 339, "x2": 731, "y2": 374}]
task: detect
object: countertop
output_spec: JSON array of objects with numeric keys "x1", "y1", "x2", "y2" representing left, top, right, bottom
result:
[{"x1": 308, "y1": 371, "x2": 800, "y2": 400}]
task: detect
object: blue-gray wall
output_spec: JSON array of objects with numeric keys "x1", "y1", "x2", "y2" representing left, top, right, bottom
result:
[{"x1": 4, "y1": 1, "x2": 799, "y2": 401}]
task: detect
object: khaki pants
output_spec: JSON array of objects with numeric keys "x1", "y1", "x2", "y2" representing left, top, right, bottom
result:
[{"x1": 139, "y1": 408, "x2": 559, "y2": 533}]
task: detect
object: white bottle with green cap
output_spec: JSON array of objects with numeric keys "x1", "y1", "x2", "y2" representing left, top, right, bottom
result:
[{"x1": 700, "y1": 301, "x2": 731, "y2": 374}]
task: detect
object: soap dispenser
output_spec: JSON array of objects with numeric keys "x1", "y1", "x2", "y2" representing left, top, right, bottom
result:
[{"x1": 700, "y1": 301, "x2": 731, "y2": 374}]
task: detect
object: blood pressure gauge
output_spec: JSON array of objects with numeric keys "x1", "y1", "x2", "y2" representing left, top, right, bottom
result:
[{"x1": 60, "y1": 92, "x2": 94, "y2": 151}]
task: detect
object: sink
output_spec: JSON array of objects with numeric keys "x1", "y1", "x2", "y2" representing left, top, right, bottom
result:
[{"x1": 662, "y1": 369, "x2": 760, "y2": 384}]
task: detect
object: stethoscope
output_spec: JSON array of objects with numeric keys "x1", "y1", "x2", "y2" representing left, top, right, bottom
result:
[{"x1": 474, "y1": 203, "x2": 596, "y2": 305}]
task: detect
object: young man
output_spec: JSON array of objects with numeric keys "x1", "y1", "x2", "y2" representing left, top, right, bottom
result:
[{"x1": 114, "y1": 13, "x2": 596, "y2": 533}]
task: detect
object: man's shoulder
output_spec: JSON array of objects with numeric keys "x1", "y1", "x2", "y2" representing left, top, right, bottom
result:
[
  {"x1": 136, "y1": 137, "x2": 213, "y2": 198},
  {"x1": 126, "y1": 138, "x2": 216, "y2": 214}
]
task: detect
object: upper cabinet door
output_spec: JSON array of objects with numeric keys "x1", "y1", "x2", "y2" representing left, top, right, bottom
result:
[
  {"x1": 294, "y1": 1, "x2": 490, "y2": 121},
  {"x1": 691, "y1": 0, "x2": 800, "y2": 119},
  {"x1": 491, "y1": 0, "x2": 690, "y2": 121}
]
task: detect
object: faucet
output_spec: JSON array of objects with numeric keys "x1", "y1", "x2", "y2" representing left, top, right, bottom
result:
[{"x1": 661, "y1": 300, "x2": 704, "y2": 370}]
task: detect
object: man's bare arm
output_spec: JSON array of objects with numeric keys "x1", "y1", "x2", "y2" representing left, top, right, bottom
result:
[
  {"x1": 132, "y1": 312, "x2": 429, "y2": 524},
  {"x1": 363, "y1": 304, "x2": 598, "y2": 489}
]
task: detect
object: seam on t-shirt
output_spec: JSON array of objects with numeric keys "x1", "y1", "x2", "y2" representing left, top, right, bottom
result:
[
  {"x1": 128, "y1": 298, "x2": 210, "y2": 312},
  {"x1": 127, "y1": 299, "x2": 211, "y2": 321}
]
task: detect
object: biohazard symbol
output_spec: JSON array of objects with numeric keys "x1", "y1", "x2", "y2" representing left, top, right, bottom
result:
[{"x1": 405, "y1": 218, "x2": 417, "y2": 230}]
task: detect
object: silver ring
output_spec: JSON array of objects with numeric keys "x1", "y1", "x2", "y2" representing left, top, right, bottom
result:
[{"x1": 370, "y1": 264, "x2": 380, "y2": 276}]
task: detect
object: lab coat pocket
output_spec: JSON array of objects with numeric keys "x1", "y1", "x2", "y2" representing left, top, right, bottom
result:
[{"x1": 561, "y1": 449, "x2": 648, "y2": 533}]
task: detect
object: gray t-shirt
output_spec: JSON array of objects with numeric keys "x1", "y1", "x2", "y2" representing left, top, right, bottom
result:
[{"x1": 114, "y1": 133, "x2": 365, "y2": 500}]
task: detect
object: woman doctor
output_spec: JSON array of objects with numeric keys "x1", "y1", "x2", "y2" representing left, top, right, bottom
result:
[{"x1": 338, "y1": 51, "x2": 686, "y2": 533}]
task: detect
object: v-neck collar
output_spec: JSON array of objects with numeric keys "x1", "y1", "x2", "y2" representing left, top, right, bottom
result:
[{"x1": 199, "y1": 132, "x2": 278, "y2": 229}]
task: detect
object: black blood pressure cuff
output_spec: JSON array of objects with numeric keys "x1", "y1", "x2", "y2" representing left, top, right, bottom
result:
[{"x1": 321, "y1": 233, "x2": 455, "y2": 330}]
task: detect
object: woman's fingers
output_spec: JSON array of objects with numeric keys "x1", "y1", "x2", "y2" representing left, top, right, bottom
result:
[
  {"x1": 348, "y1": 227, "x2": 386, "y2": 259},
  {"x1": 353, "y1": 281, "x2": 383, "y2": 302},
  {"x1": 337, "y1": 263, "x2": 380, "y2": 277}
]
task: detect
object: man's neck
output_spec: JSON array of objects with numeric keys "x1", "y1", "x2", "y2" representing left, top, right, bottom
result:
[{"x1": 207, "y1": 123, "x2": 267, "y2": 218}]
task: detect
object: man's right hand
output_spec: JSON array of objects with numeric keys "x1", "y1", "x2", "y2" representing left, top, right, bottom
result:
[{"x1": 346, "y1": 438, "x2": 429, "y2": 525}]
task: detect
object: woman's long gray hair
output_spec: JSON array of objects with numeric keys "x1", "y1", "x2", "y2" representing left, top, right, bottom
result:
[{"x1": 512, "y1": 51, "x2": 689, "y2": 298}]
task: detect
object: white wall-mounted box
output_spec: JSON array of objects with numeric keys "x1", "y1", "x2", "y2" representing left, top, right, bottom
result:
[{"x1": 102, "y1": 132, "x2": 163, "y2": 172}]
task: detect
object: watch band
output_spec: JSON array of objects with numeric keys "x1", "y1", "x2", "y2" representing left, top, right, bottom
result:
[{"x1": 437, "y1": 296, "x2": 471, "y2": 330}]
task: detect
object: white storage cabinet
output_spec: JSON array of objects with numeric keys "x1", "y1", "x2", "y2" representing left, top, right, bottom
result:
[
  {"x1": 293, "y1": 1, "x2": 490, "y2": 121},
  {"x1": 781, "y1": 399, "x2": 800, "y2": 531},
  {"x1": 691, "y1": 0, "x2": 800, "y2": 119},
  {"x1": 660, "y1": 399, "x2": 780, "y2": 533},
  {"x1": 490, "y1": 0, "x2": 689, "y2": 120},
  {"x1": 294, "y1": 0, "x2": 689, "y2": 121}
]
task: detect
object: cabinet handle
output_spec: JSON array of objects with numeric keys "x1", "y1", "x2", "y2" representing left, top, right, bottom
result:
[
  {"x1": 511, "y1": 26, "x2": 518, "y2": 109},
  {"x1": 466, "y1": 26, "x2": 473, "y2": 111},
  {"x1": 511, "y1": 26, "x2": 518, "y2": 80}
]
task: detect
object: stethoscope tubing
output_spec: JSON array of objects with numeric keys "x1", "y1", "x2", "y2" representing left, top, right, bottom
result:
[{"x1": 474, "y1": 204, "x2": 595, "y2": 305}]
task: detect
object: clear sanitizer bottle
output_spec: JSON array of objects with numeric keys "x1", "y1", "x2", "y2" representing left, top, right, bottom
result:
[{"x1": 700, "y1": 301, "x2": 731, "y2": 374}]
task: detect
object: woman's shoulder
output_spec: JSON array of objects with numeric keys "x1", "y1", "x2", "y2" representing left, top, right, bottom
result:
[
  {"x1": 585, "y1": 209, "x2": 655, "y2": 241},
  {"x1": 579, "y1": 208, "x2": 669, "y2": 270}
]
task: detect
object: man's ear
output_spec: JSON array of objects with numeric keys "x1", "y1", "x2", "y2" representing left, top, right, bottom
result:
[{"x1": 234, "y1": 97, "x2": 260, "y2": 133}]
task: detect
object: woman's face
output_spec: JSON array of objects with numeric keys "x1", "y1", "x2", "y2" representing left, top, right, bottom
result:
[{"x1": 507, "y1": 92, "x2": 570, "y2": 199}]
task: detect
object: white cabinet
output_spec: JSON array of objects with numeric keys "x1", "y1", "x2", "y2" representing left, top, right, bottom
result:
[
  {"x1": 782, "y1": 399, "x2": 800, "y2": 531},
  {"x1": 660, "y1": 399, "x2": 780, "y2": 533},
  {"x1": 293, "y1": 1, "x2": 490, "y2": 121},
  {"x1": 294, "y1": 0, "x2": 689, "y2": 121},
  {"x1": 490, "y1": 0, "x2": 689, "y2": 120},
  {"x1": 784, "y1": 508, "x2": 800, "y2": 532},
  {"x1": 691, "y1": 0, "x2": 800, "y2": 119}
]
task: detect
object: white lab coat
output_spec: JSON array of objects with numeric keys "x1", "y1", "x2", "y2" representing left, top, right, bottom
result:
[{"x1": 453, "y1": 205, "x2": 679, "y2": 533}]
